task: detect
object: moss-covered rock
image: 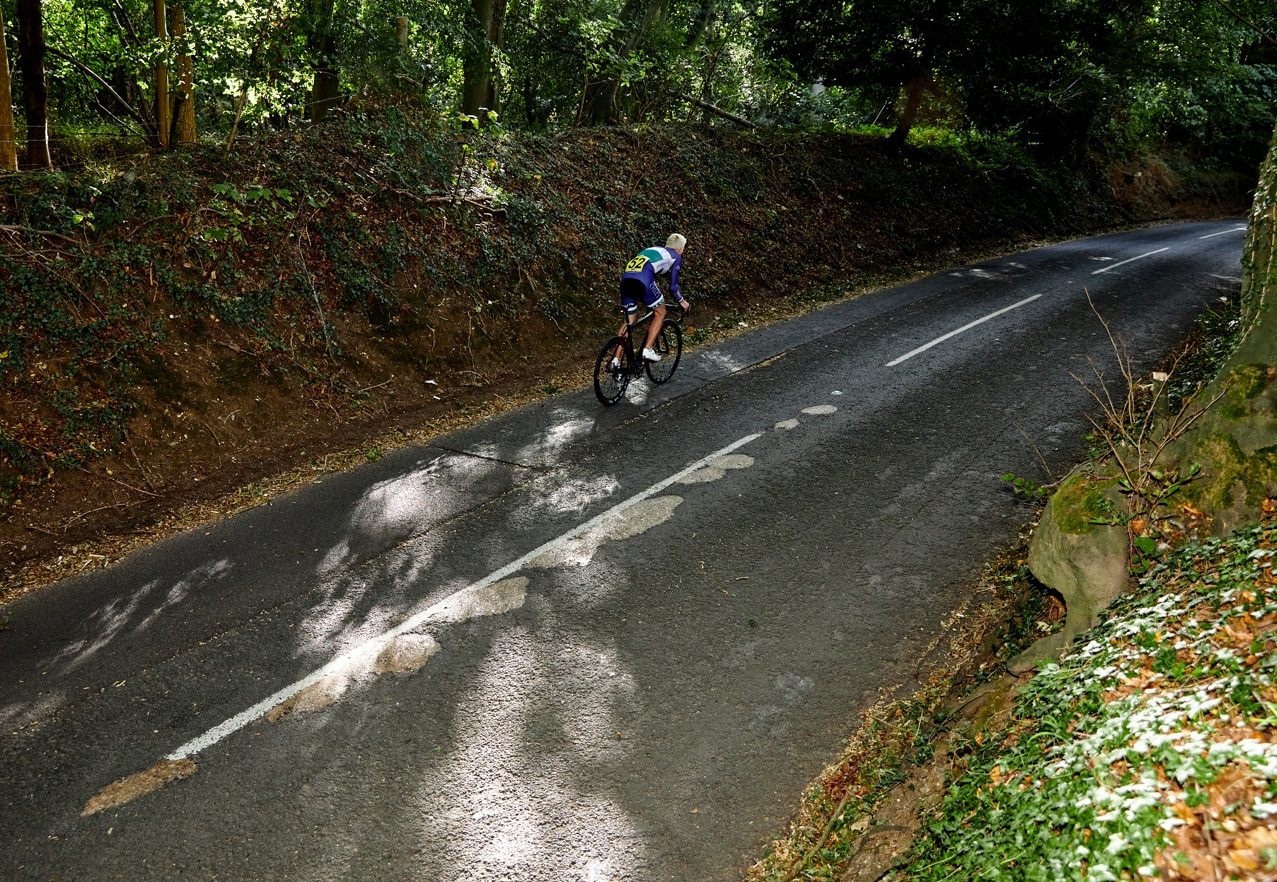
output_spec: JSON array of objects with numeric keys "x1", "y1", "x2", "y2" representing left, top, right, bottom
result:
[
  {"x1": 1050, "y1": 472, "x2": 1120, "y2": 534},
  {"x1": 1176, "y1": 432, "x2": 1277, "y2": 529},
  {"x1": 1220, "y1": 363, "x2": 1275, "y2": 419},
  {"x1": 1019, "y1": 468, "x2": 1130, "y2": 671}
]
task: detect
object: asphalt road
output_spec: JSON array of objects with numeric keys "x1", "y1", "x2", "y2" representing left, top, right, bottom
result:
[{"x1": 0, "y1": 219, "x2": 1248, "y2": 881}]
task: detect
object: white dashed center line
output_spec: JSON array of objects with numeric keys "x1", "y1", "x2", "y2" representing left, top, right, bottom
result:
[
  {"x1": 885, "y1": 295, "x2": 1042, "y2": 367},
  {"x1": 1090, "y1": 247, "x2": 1170, "y2": 274},
  {"x1": 1199, "y1": 226, "x2": 1247, "y2": 239}
]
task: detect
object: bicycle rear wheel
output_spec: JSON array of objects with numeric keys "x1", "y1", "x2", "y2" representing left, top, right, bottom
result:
[
  {"x1": 594, "y1": 337, "x2": 632, "y2": 405},
  {"x1": 644, "y1": 321, "x2": 682, "y2": 384}
]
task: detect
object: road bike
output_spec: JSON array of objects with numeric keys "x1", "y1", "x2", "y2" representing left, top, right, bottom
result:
[{"x1": 593, "y1": 305, "x2": 684, "y2": 406}]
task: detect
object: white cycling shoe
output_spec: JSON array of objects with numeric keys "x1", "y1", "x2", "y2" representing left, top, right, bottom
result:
[
  {"x1": 609, "y1": 357, "x2": 621, "y2": 370},
  {"x1": 642, "y1": 348, "x2": 661, "y2": 362}
]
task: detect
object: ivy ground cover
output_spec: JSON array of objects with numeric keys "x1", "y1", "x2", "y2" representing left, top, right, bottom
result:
[{"x1": 906, "y1": 521, "x2": 1277, "y2": 881}]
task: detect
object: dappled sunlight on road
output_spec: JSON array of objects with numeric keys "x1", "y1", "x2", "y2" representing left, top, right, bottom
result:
[
  {"x1": 296, "y1": 453, "x2": 513, "y2": 663},
  {"x1": 414, "y1": 626, "x2": 644, "y2": 882},
  {"x1": 623, "y1": 382, "x2": 651, "y2": 405},
  {"x1": 41, "y1": 559, "x2": 234, "y2": 675},
  {"x1": 340, "y1": 453, "x2": 503, "y2": 562},
  {"x1": 515, "y1": 410, "x2": 596, "y2": 464},
  {"x1": 509, "y1": 469, "x2": 621, "y2": 533},
  {"x1": 0, "y1": 689, "x2": 68, "y2": 736},
  {"x1": 691, "y1": 350, "x2": 746, "y2": 378},
  {"x1": 294, "y1": 575, "x2": 403, "y2": 661}
]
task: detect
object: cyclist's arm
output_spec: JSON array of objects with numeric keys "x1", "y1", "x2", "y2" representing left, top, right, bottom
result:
[
  {"x1": 669, "y1": 254, "x2": 688, "y2": 310},
  {"x1": 664, "y1": 254, "x2": 684, "y2": 298}
]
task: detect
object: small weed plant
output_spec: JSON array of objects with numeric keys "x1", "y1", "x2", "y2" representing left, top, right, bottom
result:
[{"x1": 1072, "y1": 292, "x2": 1236, "y2": 559}]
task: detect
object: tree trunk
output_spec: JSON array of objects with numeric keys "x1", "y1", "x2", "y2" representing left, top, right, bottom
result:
[
  {"x1": 170, "y1": 4, "x2": 195, "y2": 144},
  {"x1": 0, "y1": 12, "x2": 18, "y2": 172},
  {"x1": 14, "y1": 0, "x2": 51, "y2": 169},
  {"x1": 1234, "y1": 127, "x2": 1277, "y2": 365},
  {"x1": 885, "y1": 74, "x2": 928, "y2": 152},
  {"x1": 685, "y1": 0, "x2": 714, "y2": 47},
  {"x1": 577, "y1": 0, "x2": 667, "y2": 126},
  {"x1": 462, "y1": 0, "x2": 506, "y2": 118},
  {"x1": 153, "y1": 0, "x2": 169, "y2": 149},
  {"x1": 310, "y1": 35, "x2": 339, "y2": 122},
  {"x1": 308, "y1": 0, "x2": 339, "y2": 123}
]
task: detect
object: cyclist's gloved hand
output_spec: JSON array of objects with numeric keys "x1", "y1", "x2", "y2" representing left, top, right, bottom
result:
[{"x1": 679, "y1": 298, "x2": 691, "y2": 313}]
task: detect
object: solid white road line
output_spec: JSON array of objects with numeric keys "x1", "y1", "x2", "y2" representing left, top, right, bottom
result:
[
  {"x1": 885, "y1": 295, "x2": 1042, "y2": 367},
  {"x1": 166, "y1": 432, "x2": 764, "y2": 761},
  {"x1": 1199, "y1": 226, "x2": 1247, "y2": 239},
  {"x1": 1090, "y1": 247, "x2": 1170, "y2": 274}
]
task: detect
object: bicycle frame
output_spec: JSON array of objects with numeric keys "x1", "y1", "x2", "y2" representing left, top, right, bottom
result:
[{"x1": 615, "y1": 306, "x2": 681, "y2": 370}]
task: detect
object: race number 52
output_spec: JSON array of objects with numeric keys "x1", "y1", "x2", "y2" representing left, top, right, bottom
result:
[{"x1": 625, "y1": 256, "x2": 649, "y2": 273}]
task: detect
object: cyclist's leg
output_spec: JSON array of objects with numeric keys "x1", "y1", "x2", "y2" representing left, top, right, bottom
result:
[
  {"x1": 644, "y1": 304, "x2": 666, "y2": 352},
  {"x1": 640, "y1": 281, "x2": 666, "y2": 354},
  {"x1": 619, "y1": 279, "x2": 645, "y2": 334},
  {"x1": 617, "y1": 279, "x2": 645, "y2": 361}
]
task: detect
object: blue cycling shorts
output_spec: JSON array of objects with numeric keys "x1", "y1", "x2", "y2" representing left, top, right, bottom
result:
[{"x1": 620, "y1": 277, "x2": 663, "y2": 315}]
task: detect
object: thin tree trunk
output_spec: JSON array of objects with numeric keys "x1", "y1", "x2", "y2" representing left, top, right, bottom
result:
[
  {"x1": 153, "y1": 0, "x2": 169, "y2": 149},
  {"x1": 310, "y1": 34, "x2": 339, "y2": 121},
  {"x1": 886, "y1": 74, "x2": 929, "y2": 152},
  {"x1": 488, "y1": 0, "x2": 506, "y2": 113},
  {"x1": 170, "y1": 4, "x2": 194, "y2": 144},
  {"x1": 685, "y1": 0, "x2": 714, "y2": 47},
  {"x1": 0, "y1": 12, "x2": 18, "y2": 172},
  {"x1": 15, "y1": 0, "x2": 51, "y2": 169},
  {"x1": 223, "y1": 83, "x2": 247, "y2": 158}
]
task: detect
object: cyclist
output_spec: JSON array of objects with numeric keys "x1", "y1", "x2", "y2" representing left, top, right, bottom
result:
[{"x1": 616, "y1": 233, "x2": 691, "y2": 364}]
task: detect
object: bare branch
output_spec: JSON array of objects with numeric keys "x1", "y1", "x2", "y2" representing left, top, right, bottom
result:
[
  {"x1": 682, "y1": 94, "x2": 757, "y2": 128},
  {"x1": 43, "y1": 45, "x2": 150, "y2": 133}
]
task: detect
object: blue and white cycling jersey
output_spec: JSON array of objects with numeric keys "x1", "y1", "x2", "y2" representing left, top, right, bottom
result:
[{"x1": 620, "y1": 246, "x2": 682, "y2": 301}]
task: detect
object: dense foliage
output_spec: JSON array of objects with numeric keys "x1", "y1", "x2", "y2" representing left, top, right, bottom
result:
[
  {"x1": 764, "y1": 0, "x2": 1277, "y2": 163},
  {"x1": 0, "y1": 0, "x2": 1273, "y2": 166}
]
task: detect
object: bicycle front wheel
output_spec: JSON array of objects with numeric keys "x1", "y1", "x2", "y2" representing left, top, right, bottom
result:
[
  {"x1": 644, "y1": 321, "x2": 682, "y2": 384},
  {"x1": 594, "y1": 336, "x2": 632, "y2": 405}
]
